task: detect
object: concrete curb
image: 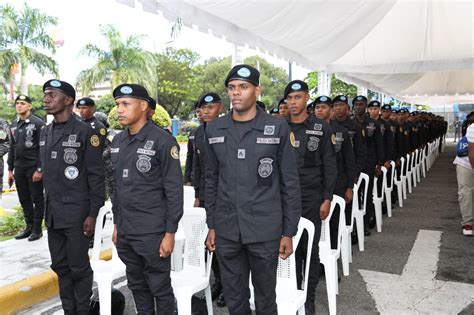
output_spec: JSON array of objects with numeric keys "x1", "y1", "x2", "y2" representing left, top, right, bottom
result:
[{"x1": 0, "y1": 248, "x2": 112, "y2": 315}]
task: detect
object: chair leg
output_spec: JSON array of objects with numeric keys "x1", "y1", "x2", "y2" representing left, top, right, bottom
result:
[
  {"x1": 324, "y1": 261, "x2": 337, "y2": 315},
  {"x1": 385, "y1": 189, "x2": 392, "y2": 217},
  {"x1": 355, "y1": 216, "x2": 364, "y2": 251},
  {"x1": 407, "y1": 173, "x2": 412, "y2": 194},
  {"x1": 97, "y1": 280, "x2": 112, "y2": 315},
  {"x1": 374, "y1": 199, "x2": 382, "y2": 232},
  {"x1": 402, "y1": 177, "x2": 407, "y2": 200},
  {"x1": 341, "y1": 231, "x2": 349, "y2": 276},
  {"x1": 176, "y1": 292, "x2": 192, "y2": 315},
  {"x1": 348, "y1": 232, "x2": 353, "y2": 263},
  {"x1": 205, "y1": 284, "x2": 213, "y2": 315},
  {"x1": 298, "y1": 304, "x2": 306, "y2": 315}
]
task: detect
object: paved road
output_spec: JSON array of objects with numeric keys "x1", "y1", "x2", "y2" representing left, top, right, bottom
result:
[{"x1": 17, "y1": 142, "x2": 474, "y2": 314}]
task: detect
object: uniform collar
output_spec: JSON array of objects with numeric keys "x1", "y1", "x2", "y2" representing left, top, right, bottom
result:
[
  {"x1": 220, "y1": 106, "x2": 265, "y2": 131},
  {"x1": 126, "y1": 120, "x2": 153, "y2": 142}
]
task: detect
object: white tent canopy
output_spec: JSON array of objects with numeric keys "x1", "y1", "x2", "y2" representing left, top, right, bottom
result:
[{"x1": 120, "y1": 0, "x2": 474, "y2": 106}]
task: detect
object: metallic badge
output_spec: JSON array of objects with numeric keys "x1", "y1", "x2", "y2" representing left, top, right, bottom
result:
[
  {"x1": 264, "y1": 125, "x2": 275, "y2": 135},
  {"x1": 238, "y1": 149, "x2": 246, "y2": 159},
  {"x1": 314, "y1": 123, "x2": 322, "y2": 131},
  {"x1": 144, "y1": 140, "x2": 154, "y2": 150},
  {"x1": 331, "y1": 134, "x2": 337, "y2": 145},
  {"x1": 90, "y1": 135, "x2": 100, "y2": 147},
  {"x1": 51, "y1": 151, "x2": 57, "y2": 159},
  {"x1": 64, "y1": 166, "x2": 79, "y2": 180},
  {"x1": 170, "y1": 146, "x2": 179, "y2": 159},
  {"x1": 258, "y1": 158, "x2": 273, "y2": 178},
  {"x1": 100, "y1": 128, "x2": 106, "y2": 136},
  {"x1": 136, "y1": 155, "x2": 152, "y2": 172},
  {"x1": 68, "y1": 135, "x2": 77, "y2": 143},
  {"x1": 24, "y1": 140, "x2": 33, "y2": 148},
  {"x1": 380, "y1": 124, "x2": 385, "y2": 135},
  {"x1": 307, "y1": 136, "x2": 320, "y2": 152},
  {"x1": 63, "y1": 148, "x2": 78, "y2": 164}
]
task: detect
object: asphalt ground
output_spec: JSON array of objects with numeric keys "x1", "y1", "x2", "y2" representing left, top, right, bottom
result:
[{"x1": 16, "y1": 142, "x2": 474, "y2": 314}]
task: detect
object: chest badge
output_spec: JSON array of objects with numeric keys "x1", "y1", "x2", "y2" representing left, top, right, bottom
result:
[
  {"x1": 258, "y1": 158, "x2": 273, "y2": 178},
  {"x1": 64, "y1": 166, "x2": 79, "y2": 180},
  {"x1": 307, "y1": 136, "x2": 320, "y2": 152},
  {"x1": 264, "y1": 125, "x2": 275, "y2": 135},
  {"x1": 63, "y1": 148, "x2": 78, "y2": 164},
  {"x1": 136, "y1": 155, "x2": 152, "y2": 172},
  {"x1": 290, "y1": 132, "x2": 297, "y2": 147}
]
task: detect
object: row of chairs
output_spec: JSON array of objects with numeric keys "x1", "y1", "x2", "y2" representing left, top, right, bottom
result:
[{"x1": 90, "y1": 137, "x2": 442, "y2": 315}]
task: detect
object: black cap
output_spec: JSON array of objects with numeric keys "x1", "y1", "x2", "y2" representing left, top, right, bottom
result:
[
  {"x1": 197, "y1": 92, "x2": 221, "y2": 108},
  {"x1": 15, "y1": 94, "x2": 32, "y2": 104},
  {"x1": 399, "y1": 108, "x2": 409, "y2": 113},
  {"x1": 307, "y1": 101, "x2": 315, "y2": 110},
  {"x1": 269, "y1": 107, "x2": 279, "y2": 114},
  {"x1": 314, "y1": 95, "x2": 333, "y2": 106},
  {"x1": 333, "y1": 95, "x2": 349, "y2": 105},
  {"x1": 256, "y1": 100, "x2": 266, "y2": 110},
  {"x1": 352, "y1": 95, "x2": 368, "y2": 106},
  {"x1": 76, "y1": 97, "x2": 95, "y2": 107},
  {"x1": 368, "y1": 100, "x2": 381, "y2": 108},
  {"x1": 284, "y1": 80, "x2": 308, "y2": 99},
  {"x1": 113, "y1": 84, "x2": 150, "y2": 102},
  {"x1": 147, "y1": 97, "x2": 157, "y2": 110},
  {"x1": 278, "y1": 98, "x2": 287, "y2": 106},
  {"x1": 193, "y1": 101, "x2": 199, "y2": 110},
  {"x1": 43, "y1": 79, "x2": 76, "y2": 100},
  {"x1": 381, "y1": 104, "x2": 392, "y2": 111},
  {"x1": 224, "y1": 64, "x2": 260, "y2": 86}
]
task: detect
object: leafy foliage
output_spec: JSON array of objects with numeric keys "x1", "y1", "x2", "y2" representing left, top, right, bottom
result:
[
  {"x1": 95, "y1": 93, "x2": 116, "y2": 114},
  {"x1": 108, "y1": 103, "x2": 171, "y2": 130},
  {"x1": 0, "y1": 206, "x2": 25, "y2": 236},
  {"x1": 305, "y1": 72, "x2": 358, "y2": 99}
]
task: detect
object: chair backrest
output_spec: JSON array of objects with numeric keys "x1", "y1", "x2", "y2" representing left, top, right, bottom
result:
[
  {"x1": 91, "y1": 203, "x2": 114, "y2": 262},
  {"x1": 398, "y1": 157, "x2": 405, "y2": 180},
  {"x1": 357, "y1": 173, "x2": 370, "y2": 214},
  {"x1": 386, "y1": 161, "x2": 396, "y2": 189},
  {"x1": 405, "y1": 153, "x2": 411, "y2": 173},
  {"x1": 373, "y1": 167, "x2": 387, "y2": 199},
  {"x1": 183, "y1": 186, "x2": 195, "y2": 209},
  {"x1": 332, "y1": 195, "x2": 346, "y2": 256},
  {"x1": 349, "y1": 182, "x2": 360, "y2": 228},
  {"x1": 276, "y1": 217, "x2": 314, "y2": 293},
  {"x1": 411, "y1": 150, "x2": 417, "y2": 168},
  {"x1": 181, "y1": 207, "x2": 208, "y2": 276}
]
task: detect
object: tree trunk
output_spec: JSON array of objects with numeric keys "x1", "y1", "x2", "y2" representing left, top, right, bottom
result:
[{"x1": 20, "y1": 64, "x2": 28, "y2": 95}]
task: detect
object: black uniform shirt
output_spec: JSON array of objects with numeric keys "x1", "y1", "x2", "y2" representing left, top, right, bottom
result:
[
  {"x1": 84, "y1": 116, "x2": 107, "y2": 149},
  {"x1": 330, "y1": 121, "x2": 357, "y2": 190},
  {"x1": 8, "y1": 114, "x2": 45, "y2": 171},
  {"x1": 205, "y1": 108, "x2": 302, "y2": 244},
  {"x1": 334, "y1": 117, "x2": 366, "y2": 177},
  {"x1": 192, "y1": 124, "x2": 207, "y2": 201},
  {"x1": 183, "y1": 128, "x2": 196, "y2": 183},
  {"x1": 353, "y1": 116, "x2": 384, "y2": 169},
  {"x1": 110, "y1": 120, "x2": 183, "y2": 235},
  {"x1": 378, "y1": 117, "x2": 395, "y2": 161},
  {"x1": 39, "y1": 115, "x2": 105, "y2": 228}
]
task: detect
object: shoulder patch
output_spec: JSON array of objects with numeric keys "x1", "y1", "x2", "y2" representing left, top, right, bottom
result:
[
  {"x1": 290, "y1": 131, "x2": 296, "y2": 147},
  {"x1": 90, "y1": 134, "x2": 100, "y2": 147},
  {"x1": 171, "y1": 145, "x2": 179, "y2": 159},
  {"x1": 331, "y1": 134, "x2": 337, "y2": 145},
  {"x1": 100, "y1": 128, "x2": 106, "y2": 136}
]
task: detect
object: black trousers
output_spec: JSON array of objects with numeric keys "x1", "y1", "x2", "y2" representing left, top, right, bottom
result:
[
  {"x1": 48, "y1": 226, "x2": 93, "y2": 313},
  {"x1": 296, "y1": 201, "x2": 323, "y2": 305},
  {"x1": 200, "y1": 200, "x2": 222, "y2": 286},
  {"x1": 216, "y1": 236, "x2": 279, "y2": 315},
  {"x1": 361, "y1": 170, "x2": 375, "y2": 231},
  {"x1": 15, "y1": 166, "x2": 44, "y2": 227},
  {"x1": 116, "y1": 232, "x2": 175, "y2": 315}
]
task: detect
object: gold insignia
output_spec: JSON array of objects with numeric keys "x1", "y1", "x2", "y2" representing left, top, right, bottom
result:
[
  {"x1": 290, "y1": 131, "x2": 296, "y2": 147},
  {"x1": 362, "y1": 129, "x2": 366, "y2": 137},
  {"x1": 171, "y1": 145, "x2": 179, "y2": 160},
  {"x1": 331, "y1": 134, "x2": 337, "y2": 145},
  {"x1": 90, "y1": 134, "x2": 100, "y2": 147},
  {"x1": 400, "y1": 127, "x2": 403, "y2": 133},
  {"x1": 99, "y1": 128, "x2": 106, "y2": 136},
  {"x1": 404, "y1": 131, "x2": 408, "y2": 135}
]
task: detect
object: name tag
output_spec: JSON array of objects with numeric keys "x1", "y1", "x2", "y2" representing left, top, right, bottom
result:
[
  {"x1": 62, "y1": 141, "x2": 81, "y2": 148},
  {"x1": 111, "y1": 147, "x2": 119, "y2": 153},
  {"x1": 39, "y1": 141, "x2": 45, "y2": 146},
  {"x1": 137, "y1": 148, "x2": 155, "y2": 156},
  {"x1": 188, "y1": 136, "x2": 195, "y2": 140},
  {"x1": 256, "y1": 137, "x2": 280, "y2": 144},
  {"x1": 209, "y1": 136, "x2": 225, "y2": 144},
  {"x1": 306, "y1": 130, "x2": 323, "y2": 136}
]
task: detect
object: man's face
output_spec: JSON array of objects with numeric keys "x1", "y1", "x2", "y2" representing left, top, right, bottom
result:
[
  {"x1": 333, "y1": 102, "x2": 349, "y2": 120},
  {"x1": 200, "y1": 102, "x2": 221, "y2": 123},
  {"x1": 115, "y1": 97, "x2": 148, "y2": 126},
  {"x1": 77, "y1": 105, "x2": 95, "y2": 120},
  {"x1": 43, "y1": 89, "x2": 73, "y2": 115},
  {"x1": 381, "y1": 109, "x2": 391, "y2": 120},
  {"x1": 353, "y1": 101, "x2": 367, "y2": 116},
  {"x1": 226, "y1": 80, "x2": 260, "y2": 113},
  {"x1": 397, "y1": 113, "x2": 405, "y2": 123},
  {"x1": 315, "y1": 103, "x2": 332, "y2": 121},
  {"x1": 286, "y1": 91, "x2": 309, "y2": 116},
  {"x1": 195, "y1": 108, "x2": 202, "y2": 122},
  {"x1": 368, "y1": 107, "x2": 380, "y2": 119},
  {"x1": 279, "y1": 103, "x2": 289, "y2": 118},
  {"x1": 15, "y1": 100, "x2": 32, "y2": 115}
]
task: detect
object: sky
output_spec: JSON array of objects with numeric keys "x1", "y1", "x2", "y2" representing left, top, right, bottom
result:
[{"x1": 6, "y1": 0, "x2": 310, "y2": 87}]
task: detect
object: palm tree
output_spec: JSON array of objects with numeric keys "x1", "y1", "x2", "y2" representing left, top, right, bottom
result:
[
  {"x1": 0, "y1": 3, "x2": 58, "y2": 94},
  {"x1": 76, "y1": 25, "x2": 155, "y2": 95}
]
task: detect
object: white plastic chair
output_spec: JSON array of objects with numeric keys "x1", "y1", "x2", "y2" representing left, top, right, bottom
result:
[
  {"x1": 373, "y1": 167, "x2": 387, "y2": 233},
  {"x1": 406, "y1": 153, "x2": 413, "y2": 194},
  {"x1": 394, "y1": 157, "x2": 405, "y2": 208},
  {"x1": 344, "y1": 182, "x2": 360, "y2": 264},
  {"x1": 319, "y1": 195, "x2": 346, "y2": 315},
  {"x1": 248, "y1": 218, "x2": 315, "y2": 314},
  {"x1": 353, "y1": 173, "x2": 369, "y2": 252},
  {"x1": 171, "y1": 207, "x2": 212, "y2": 315},
  {"x1": 90, "y1": 204, "x2": 126, "y2": 315},
  {"x1": 411, "y1": 150, "x2": 418, "y2": 188},
  {"x1": 414, "y1": 149, "x2": 421, "y2": 183},
  {"x1": 183, "y1": 186, "x2": 196, "y2": 209},
  {"x1": 420, "y1": 147, "x2": 427, "y2": 178},
  {"x1": 384, "y1": 161, "x2": 396, "y2": 217},
  {"x1": 336, "y1": 196, "x2": 350, "y2": 277}
]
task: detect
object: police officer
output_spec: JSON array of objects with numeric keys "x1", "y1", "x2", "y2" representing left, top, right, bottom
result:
[
  {"x1": 0, "y1": 118, "x2": 10, "y2": 203},
  {"x1": 75, "y1": 97, "x2": 107, "y2": 149},
  {"x1": 110, "y1": 84, "x2": 183, "y2": 314},
  {"x1": 184, "y1": 101, "x2": 201, "y2": 185},
  {"x1": 205, "y1": 65, "x2": 301, "y2": 315},
  {"x1": 268, "y1": 106, "x2": 280, "y2": 117},
  {"x1": 191, "y1": 92, "x2": 226, "y2": 306},
  {"x1": 278, "y1": 97, "x2": 289, "y2": 119},
  {"x1": 7, "y1": 95, "x2": 45, "y2": 241},
  {"x1": 315, "y1": 96, "x2": 357, "y2": 249},
  {"x1": 40, "y1": 79, "x2": 105, "y2": 314},
  {"x1": 352, "y1": 96, "x2": 384, "y2": 233},
  {"x1": 285, "y1": 83, "x2": 336, "y2": 314}
]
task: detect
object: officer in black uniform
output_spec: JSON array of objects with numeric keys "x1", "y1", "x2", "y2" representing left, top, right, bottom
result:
[
  {"x1": 278, "y1": 97, "x2": 289, "y2": 120},
  {"x1": 0, "y1": 118, "x2": 10, "y2": 206},
  {"x1": 76, "y1": 97, "x2": 107, "y2": 149},
  {"x1": 352, "y1": 96, "x2": 384, "y2": 233},
  {"x1": 268, "y1": 106, "x2": 280, "y2": 117},
  {"x1": 315, "y1": 96, "x2": 357, "y2": 249},
  {"x1": 40, "y1": 79, "x2": 105, "y2": 314},
  {"x1": 191, "y1": 92, "x2": 226, "y2": 306},
  {"x1": 184, "y1": 101, "x2": 201, "y2": 185},
  {"x1": 205, "y1": 65, "x2": 301, "y2": 315},
  {"x1": 7, "y1": 95, "x2": 45, "y2": 241},
  {"x1": 285, "y1": 83, "x2": 336, "y2": 315},
  {"x1": 110, "y1": 84, "x2": 183, "y2": 314}
]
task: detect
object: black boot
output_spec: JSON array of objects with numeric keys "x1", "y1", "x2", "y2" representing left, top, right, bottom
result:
[
  {"x1": 15, "y1": 225, "x2": 33, "y2": 240},
  {"x1": 216, "y1": 292, "x2": 226, "y2": 307},
  {"x1": 28, "y1": 221, "x2": 43, "y2": 241}
]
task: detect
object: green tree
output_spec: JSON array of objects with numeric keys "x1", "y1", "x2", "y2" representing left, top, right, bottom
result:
[
  {"x1": 95, "y1": 93, "x2": 116, "y2": 114},
  {"x1": 108, "y1": 104, "x2": 171, "y2": 130},
  {"x1": 26, "y1": 84, "x2": 46, "y2": 119},
  {"x1": 0, "y1": 3, "x2": 58, "y2": 94},
  {"x1": 76, "y1": 24, "x2": 155, "y2": 95},
  {"x1": 305, "y1": 72, "x2": 358, "y2": 99},
  {"x1": 151, "y1": 48, "x2": 202, "y2": 118},
  {"x1": 196, "y1": 56, "x2": 232, "y2": 110}
]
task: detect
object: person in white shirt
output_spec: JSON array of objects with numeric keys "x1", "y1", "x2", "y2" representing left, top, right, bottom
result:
[{"x1": 454, "y1": 112, "x2": 474, "y2": 236}]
